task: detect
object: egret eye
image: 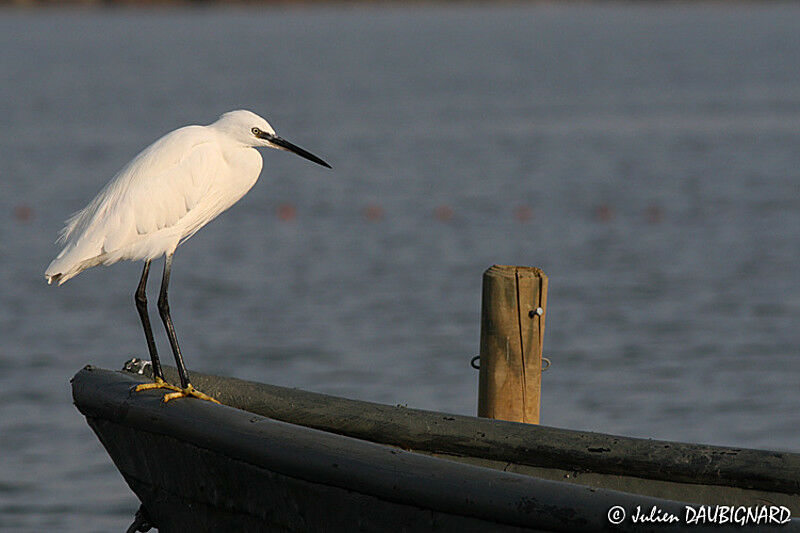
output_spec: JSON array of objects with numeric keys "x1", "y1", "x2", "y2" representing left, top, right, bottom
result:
[{"x1": 251, "y1": 127, "x2": 260, "y2": 136}]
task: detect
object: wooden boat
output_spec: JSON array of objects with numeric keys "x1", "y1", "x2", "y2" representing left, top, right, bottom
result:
[{"x1": 71, "y1": 360, "x2": 800, "y2": 532}]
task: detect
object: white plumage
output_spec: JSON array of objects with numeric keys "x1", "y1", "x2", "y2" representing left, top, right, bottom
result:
[
  {"x1": 44, "y1": 110, "x2": 329, "y2": 403},
  {"x1": 46, "y1": 109, "x2": 329, "y2": 284}
]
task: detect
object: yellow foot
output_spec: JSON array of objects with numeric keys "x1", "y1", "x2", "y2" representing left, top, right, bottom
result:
[
  {"x1": 163, "y1": 385, "x2": 221, "y2": 404},
  {"x1": 135, "y1": 376, "x2": 182, "y2": 394}
]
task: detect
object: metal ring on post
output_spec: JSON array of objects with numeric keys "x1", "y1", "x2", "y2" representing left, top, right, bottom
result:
[{"x1": 470, "y1": 355, "x2": 480, "y2": 370}]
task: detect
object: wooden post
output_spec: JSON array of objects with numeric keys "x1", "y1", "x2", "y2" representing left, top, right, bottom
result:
[{"x1": 478, "y1": 265, "x2": 548, "y2": 424}]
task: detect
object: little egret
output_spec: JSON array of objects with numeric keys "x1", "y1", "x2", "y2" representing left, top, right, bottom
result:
[{"x1": 45, "y1": 110, "x2": 331, "y2": 402}]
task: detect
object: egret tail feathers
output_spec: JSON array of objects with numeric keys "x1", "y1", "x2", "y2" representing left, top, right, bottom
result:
[{"x1": 45, "y1": 243, "x2": 106, "y2": 286}]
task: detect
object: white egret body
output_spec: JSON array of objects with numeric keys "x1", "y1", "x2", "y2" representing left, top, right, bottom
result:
[
  {"x1": 45, "y1": 110, "x2": 330, "y2": 401},
  {"x1": 46, "y1": 110, "x2": 329, "y2": 284}
]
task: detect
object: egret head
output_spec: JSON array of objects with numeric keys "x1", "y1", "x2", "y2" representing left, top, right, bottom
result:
[{"x1": 214, "y1": 110, "x2": 331, "y2": 168}]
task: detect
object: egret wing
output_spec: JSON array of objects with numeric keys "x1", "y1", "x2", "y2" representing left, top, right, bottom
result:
[
  {"x1": 46, "y1": 132, "x2": 225, "y2": 281},
  {"x1": 100, "y1": 143, "x2": 221, "y2": 253}
]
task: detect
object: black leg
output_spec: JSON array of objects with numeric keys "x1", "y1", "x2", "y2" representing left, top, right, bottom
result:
[
  {"x1": 135, "y1": 260, "x2": 164, "y2": 381},
  {"x1": 157, "y1": 254, "x2": 191, "y2": 389}
]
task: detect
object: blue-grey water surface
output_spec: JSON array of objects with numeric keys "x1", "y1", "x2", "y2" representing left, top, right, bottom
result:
[{"x1": 1, "y1": 4, "x2": 799, "y2": 531}]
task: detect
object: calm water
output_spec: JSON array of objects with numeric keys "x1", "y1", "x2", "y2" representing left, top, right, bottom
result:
[{"x1": 1, "y1": 4, "x2": 799, "y2": 531}]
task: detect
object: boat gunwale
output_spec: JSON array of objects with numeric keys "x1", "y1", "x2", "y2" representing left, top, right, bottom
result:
[
  {"x1": 73, "y1": 365, "x2": 723, "y2": 532},
  {"x1": 121, "y1": 360, "x2": 800, "y2": 496}
]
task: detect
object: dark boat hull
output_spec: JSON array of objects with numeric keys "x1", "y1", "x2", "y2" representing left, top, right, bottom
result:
[{"x1": 72, "y1": 364, "x2": 800, "y2": 532}]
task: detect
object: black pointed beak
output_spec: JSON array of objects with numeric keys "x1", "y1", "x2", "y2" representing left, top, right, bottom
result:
[{"x1": 259, "y1": 132, "x2": 331, "y2": 169}]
